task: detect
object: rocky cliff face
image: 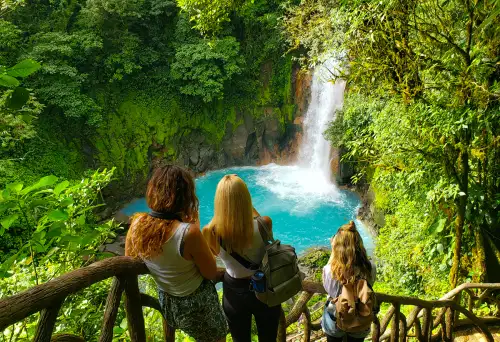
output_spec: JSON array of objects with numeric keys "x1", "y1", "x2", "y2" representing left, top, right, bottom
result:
[
  {"x1": 330, "y1": 147, "x2": 355, "y2": 185},
  {"x1": 169, "y1": 66, "x2": 312, "y2": 174}
]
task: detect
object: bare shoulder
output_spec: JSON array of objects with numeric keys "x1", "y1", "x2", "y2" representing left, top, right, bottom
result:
[
  {"x1": 201, "y1": 224, "x2": 214, "y2": 235},
  {"x1": 260, "y1": 215, "x2": 273, "y2": 232},
  {"x1": 184, "y1": 222, "x2": 202, "y2": 240}
]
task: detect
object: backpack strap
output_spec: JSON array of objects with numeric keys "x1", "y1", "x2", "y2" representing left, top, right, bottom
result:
[
  {"x1": 179, "y1": 223, "x2": 191, "y2": 257},
  {"x1": 219, "y1": 237, "x2": 260, "y2": 270},
  {"x1": 255, "y1": 216, "x2": 274, "y2": 245}
]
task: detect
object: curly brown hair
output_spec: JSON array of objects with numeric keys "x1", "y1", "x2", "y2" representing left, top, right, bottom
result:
[
  {"x1": 125, "y1": 165, "x2": 199, "y2": 259},
  {"x1": 329, "y1": 221, "x2": 372, "y2": 285}
]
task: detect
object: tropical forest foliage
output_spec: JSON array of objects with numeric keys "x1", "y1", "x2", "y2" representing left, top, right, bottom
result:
[
  {"x1": 285, "y1": 0, "x2": 500, "y2": 296},
  {"x1": 0, "y1": 0, "x2": 498, "y2": 340}
]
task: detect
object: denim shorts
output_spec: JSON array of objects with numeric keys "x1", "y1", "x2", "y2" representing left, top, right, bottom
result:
[{"x1": 321, "y1": 301, "x2": 370, "y2": 339}]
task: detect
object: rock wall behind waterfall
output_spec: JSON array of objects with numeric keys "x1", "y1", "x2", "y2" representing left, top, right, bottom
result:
[{"x1": 176, "y1": 65, "x2": 312, "y2": 173}]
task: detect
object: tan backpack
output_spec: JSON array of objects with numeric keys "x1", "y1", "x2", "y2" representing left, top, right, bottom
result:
[{"x1": 333, "y1": 279, "x2": 376, "y2": 332}]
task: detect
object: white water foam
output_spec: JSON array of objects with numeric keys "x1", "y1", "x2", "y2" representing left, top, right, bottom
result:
[
  {"x1": 298, "y1": 60, "x2": 346, "y2": 179},
  {"x1": 256, "y1": 164, "x2": 340, "y2": 203}
]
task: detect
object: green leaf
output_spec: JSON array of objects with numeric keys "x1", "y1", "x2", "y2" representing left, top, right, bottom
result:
[
  {"x1": 60, "y1": 235, "x2": 82, "y2": 243},
  {"x1": 436, "y1": 243, "x2": 444, "y2": 253},
  {"x1": 1, "y1": 189, "x2": 11, "y2": 200},
  {"x1": 21, "y1": 114, "x2": 35, "y2": 124},
  {"x1": 40, "y1": 247, "x2": 60, "y2": 265},
  {"x1": 113, "y1": 326, "x2": 125, "y2": 335},
  {"x1": 6, "y1": 87, "x2": 30, "y2": 110},
  {"x1": 81, "y1": 231, "x2": 99, "y2": 245},
  {"x1": 0, "y1": 74, "x2": 20, "y2": 88},
  {"x1": 0, "y1": 202, "x2": 16, "y2": 214},
  {"x1": 119, "y1": 318, "x2": 128, "y2": 330},
  {"x1": 60, "y1": 197, "x2": 74, "y2": 207},
  {"x1": 0, "y1": 250, "x2": 22, "y2": 276},
  {"x1": 29, "y1": 199, "x2": 49, "y2": 208},
  {"x1": 429, "y1": 218, "x2": 447, "y2": 234},
  {"x1": 7, "y1": 59, "x2": 42, "y2": 78},
  {"x1": 47, "y1": 209, "x2": 69, "y2": 221},
  {"x1": 54, "y1": 181, "x2": 70, "y2": 196},
  {"x1": 1, "y1": 214, "x2": 19, "y2": 230},
  {"x1": 47, "y1": 222, "x2": 64, "y2": 238},
  {"x1": 6, "y1": 182, "x2": 23, "y2": 194},
  {"x1": 435, "y1": 218, "x2": 446, "y2": 233},
  {"x1": 75, "y1": 214, "x2": 86, "y2": 226},
  {"x1": 21, "y1": 175, "x2": 58, "y2": 195}
]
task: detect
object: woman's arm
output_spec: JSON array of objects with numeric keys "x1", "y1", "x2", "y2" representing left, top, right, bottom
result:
[
  {"x1": 184, "y1": 224, "x2": 217, "y2": 281},
  {"x1": 253, "y1": 207, "x2": 273, "y2": 233},
  {"x1": 201, "y1": 224, "x2": 220, "y2": 255}
]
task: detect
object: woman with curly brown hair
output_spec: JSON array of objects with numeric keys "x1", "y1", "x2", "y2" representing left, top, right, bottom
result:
[
  {"x1": 125, "y1": 165, "x2": 227, "y2": 342},
  {"x1": 321, "y1": 221, "x2": 376, "y2": 342}
]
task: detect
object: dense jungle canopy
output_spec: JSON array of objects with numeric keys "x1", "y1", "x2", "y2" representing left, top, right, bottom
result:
[{"x1": 0, "y1": 0, "x2": 499, "y2": 340}]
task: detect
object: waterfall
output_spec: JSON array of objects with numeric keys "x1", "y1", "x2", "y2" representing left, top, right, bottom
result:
[{"x1": 298, "y1": 60, "x2": 346, "y2": 181}]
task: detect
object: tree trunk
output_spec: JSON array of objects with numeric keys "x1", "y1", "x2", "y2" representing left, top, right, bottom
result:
[
  {"x1": 473, "y1": 228, "x2": 487, "y2": 282},
  {"x1": 450, "y1": 201, "x2": 465, "y2": 288},
  {"x1": 450, "y1": 150, "x2": 469, "y2": 288}
]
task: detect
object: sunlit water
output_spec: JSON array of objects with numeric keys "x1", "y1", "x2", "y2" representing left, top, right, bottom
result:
[{"x1": 122, "y1": 164, "x2": 374, "y2": 255}]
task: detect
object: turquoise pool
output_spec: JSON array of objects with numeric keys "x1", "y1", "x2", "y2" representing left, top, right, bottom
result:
[{"x1": 121, "y1": 164, "x2": 374, "y2": 255}]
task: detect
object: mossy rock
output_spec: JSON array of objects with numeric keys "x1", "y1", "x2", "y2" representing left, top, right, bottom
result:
[{"x1": 298, "y1": 247, "x2": 331, "y2": 282}]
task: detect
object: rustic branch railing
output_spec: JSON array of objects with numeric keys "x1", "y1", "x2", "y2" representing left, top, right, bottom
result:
[{"x1": 0, "y1": 257, "x2": 498, "y2": 342}]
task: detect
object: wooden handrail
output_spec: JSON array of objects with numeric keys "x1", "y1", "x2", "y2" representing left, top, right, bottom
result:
[
  {"x1": 0, "y1": 257, "x2": 148, "y2": 331},
  {"x1": 0, "y1": 257, "x2": 499, "y2": 342}
]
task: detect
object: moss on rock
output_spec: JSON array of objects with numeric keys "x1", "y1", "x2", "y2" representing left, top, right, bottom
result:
[{"x1": 298, "y1": 247, "x2": 331, "y2": 282}]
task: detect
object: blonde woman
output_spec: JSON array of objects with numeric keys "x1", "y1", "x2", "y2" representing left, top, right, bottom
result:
[
  {"x1": 125, "y1": 165, "x2": 227, "y2": 342},
  {"x1": 202, "y1": 174, "x2": 281, "y2": 342},
  {"x1": 322, "y1": 221, "x2": 376, "y2": 342}
]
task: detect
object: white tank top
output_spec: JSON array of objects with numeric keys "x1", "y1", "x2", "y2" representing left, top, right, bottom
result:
[
  {"x1": 143, "y1": 222, "x2": 204, "y2": 296},
  {"x1": 218, "y1": 219, "x2": 266, "y2": 278}
]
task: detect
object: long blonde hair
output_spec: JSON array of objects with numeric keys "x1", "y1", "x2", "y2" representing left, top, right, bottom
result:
[
  {"x1": 207, "y1": 174, "x2": 254, "y2": 254},
  {"x1": 329, "y1": 221, "x2": 372, "y2": 285},
  {"x1": 125, "y1": 165, "x2": 199, "y2": 259}
]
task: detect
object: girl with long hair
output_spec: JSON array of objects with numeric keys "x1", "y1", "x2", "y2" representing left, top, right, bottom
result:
[
  {"x1": 125, "y1": 165, "x2": 227, "y2": 342},
  {"x1": 202, "y1": 174, "x2": 281, "y2": 342},
  {"x1": 321, "y1": 221, "x2": 376, "y2": 342}
]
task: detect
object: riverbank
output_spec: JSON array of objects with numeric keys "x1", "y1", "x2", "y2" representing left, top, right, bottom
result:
[{"x1": 338, "y1": 182, "x2": 382, "y2": 239}]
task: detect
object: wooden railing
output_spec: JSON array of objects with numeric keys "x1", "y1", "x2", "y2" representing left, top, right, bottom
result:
[{"x1": 0, "y1": 257, "x2": 498, "y2": 342}]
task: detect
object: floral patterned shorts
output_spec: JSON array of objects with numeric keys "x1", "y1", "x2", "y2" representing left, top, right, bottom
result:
[{"x1": 159, "y1": 279, "x2": 228, "y2": 342}]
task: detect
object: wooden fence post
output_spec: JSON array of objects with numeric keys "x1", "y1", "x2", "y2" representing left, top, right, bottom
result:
[
  {"x1": 163, "y1": 319, "x2": 175, "y2": 342},
  {"x1": 301, "y1": 307, "x2": 311, "y2": 342},
  {"x1": 33, "y1": 299, "x2": 64, "y2": 342},
  {"x1": 124, "y1": 276, "x2": 146, "y2": 342},
  {"x1": 390, "y1": 304, "x2": 400, "y2": 342},
  {"x1": 422, "y1": 308, "x2": 432, "y2": 341},
  {"x1": 398, "y1": 312, "x2": 407, "y2": 342},
  {"x1": 444, "y1": 307, "x2": 453, "y2": 342},
  {"x1": 372, "y1": 314, "x2": 381, "y2": 342},
  {"x1": 99, "y1": 277, "x2": 125, "y2": 342}
]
